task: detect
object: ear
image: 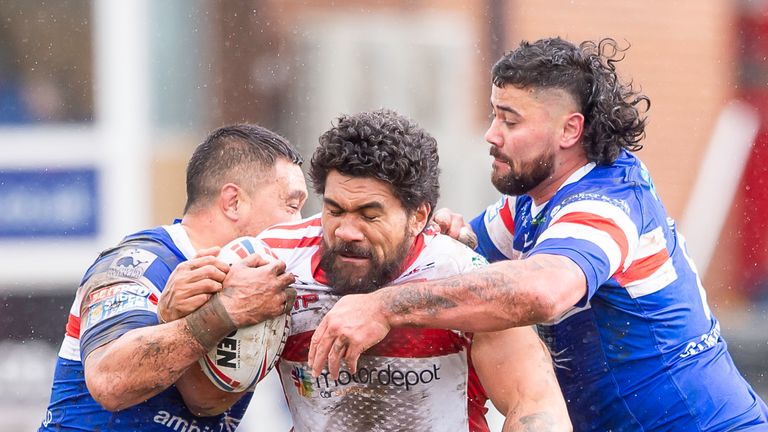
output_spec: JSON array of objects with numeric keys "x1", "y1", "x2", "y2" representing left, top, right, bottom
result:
[
  {"x1": 218, "y1": 183, "x2": 242, "y2": 222},
  {"x1": 561, "y1": 112, "x2": 585, "y2": 150},
  {"x1": 409, "y1": 203, "x2": 431, "y2": 236}
]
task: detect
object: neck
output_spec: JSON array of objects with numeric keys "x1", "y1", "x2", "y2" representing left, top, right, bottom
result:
[
  {"x1": 528, "y1": 157, "x2": 590, "y2": 206},
  {"x1": 180, "y1": 209, "x2": 233, "y2": 251}
]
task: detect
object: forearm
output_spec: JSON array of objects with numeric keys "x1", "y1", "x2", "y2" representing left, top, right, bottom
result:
[
  {"x1": 380, "y1": 254, "x2": 581, "y2": 332},
  {"x1": 85, "y1": 296, "x2": 236, "y2": 411},
  {"x1": 503, "y1": 411, "x2": 572, "y2": 432},
  {"x1": 176, "y1": 363, "x2": 246, "y2": 416}
]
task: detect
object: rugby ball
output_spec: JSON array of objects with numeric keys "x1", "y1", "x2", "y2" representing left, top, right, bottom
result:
[{"x1": 198, "y1": 236, "x2": 291, "y2": 392}]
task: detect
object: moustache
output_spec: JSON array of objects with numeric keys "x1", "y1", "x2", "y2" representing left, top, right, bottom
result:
[
  {"x1": 329, "y1": 242, "x2": 373, "y2": 259},
  {"x1": 489, "y1": 147, "x2": 511, "y2": 164}
]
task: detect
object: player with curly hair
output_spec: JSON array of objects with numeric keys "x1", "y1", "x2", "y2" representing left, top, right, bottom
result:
[
  {"x1": 163, "y1": 109, "x2": 571, "y2": 431},
  {"x1": 309, "y1": 38, "x2": 768, "y2": 431}
]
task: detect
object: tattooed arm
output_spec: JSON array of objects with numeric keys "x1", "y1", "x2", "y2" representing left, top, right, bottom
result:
[
  {"x1": 84, "y1": 257, "x2": 294, "y2": 412},
  {"x1": 308, "y1": 253, "x2": 586, "y2": 378},
  {"x1": 472, "y1": 327, "x2": 571, "y2": 432}
]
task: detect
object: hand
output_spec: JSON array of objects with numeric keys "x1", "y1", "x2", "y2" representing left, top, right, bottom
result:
[
  {"x1": 431, "y1": 208, "x2": 477, "y2": 249},
  {"x1": 158, "y1": 247, "x2": 230, "y2": 322},
  {"x1": 308, "y1": 293, "x2": 391, "y2": 380},
  {"x1": 218, "y1": 253, "x2": 296, "y2": 328}
]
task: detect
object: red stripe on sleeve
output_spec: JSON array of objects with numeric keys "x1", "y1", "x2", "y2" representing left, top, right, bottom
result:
[
  {"x1": 614, "y1": 249, "x2": 669, "y2": 286},
  {"x1": 65, "y1": 314, "x2": 81, "y2": 339},
  {"x1": 551, "y1": 211, "x2": 629, "y2": 272},
  {"x1": 499, "y1": 198, "x2": 515, "y2": 234}
]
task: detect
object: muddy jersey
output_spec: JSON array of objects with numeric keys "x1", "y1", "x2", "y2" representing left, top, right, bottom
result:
[
  {"x1": 471, "y1": 150, "x2": 768, "y2": 431},
  {"x1": 40, "y1": 222, "x2": 251, "y2": 432},
  {"x1": 254, "y1": 215, "x2": 490, "y2": 432}
]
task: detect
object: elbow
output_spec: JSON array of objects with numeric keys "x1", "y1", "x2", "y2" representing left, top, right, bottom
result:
[
  {"x1": 84, "y1": 366, "x2": 138, "y2": 412},
  {"x1": 87, "y1": 378, "x2": 126, "y2": 412}
]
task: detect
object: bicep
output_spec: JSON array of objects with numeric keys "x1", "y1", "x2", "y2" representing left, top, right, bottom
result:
[
  {"x1": 523, "y1": 253, "x2": 587, "y2": 318},
  {"x1": 472, "y1": 326, "x2": 556, "y2": 414}
]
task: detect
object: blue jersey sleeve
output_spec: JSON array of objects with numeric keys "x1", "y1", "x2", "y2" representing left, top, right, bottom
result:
[{"x1": 78, "y1": 243, "x2": 176, "y2": 360}]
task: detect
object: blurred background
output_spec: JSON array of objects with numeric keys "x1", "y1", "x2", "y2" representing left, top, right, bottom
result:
[{"x1": 2, "y1": 0, "x2": 768, "y2": 430}]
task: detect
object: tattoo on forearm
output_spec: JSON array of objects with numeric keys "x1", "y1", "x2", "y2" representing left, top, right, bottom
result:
[
  {"x1": 386, "y1": 288, "x2": 457, "y2": 317},
  {"x1": 515, "y1": 412, "x2": 556, "y2": 432},
  {"x1": 185, "y1": 294, "x2": 235, "y2": 351}
]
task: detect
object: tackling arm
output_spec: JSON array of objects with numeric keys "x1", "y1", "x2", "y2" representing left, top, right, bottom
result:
[
  {"x1": 308, "y1": 253, "x2": 587, "y2": 378},
  {"x1": 472, "y1": 327, "x2": 571, "y2": 431},
  {"x1": 84, "y1": 255, "x2": 294, "y2": 412}
]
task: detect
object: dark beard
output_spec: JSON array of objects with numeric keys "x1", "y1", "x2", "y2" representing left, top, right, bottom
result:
[
  {"x1": 319, "y1": 233, "x2": 413, "y2": 295},
  {"x1": 490, "y1": 146, "x2": 555, "y2": 196}
]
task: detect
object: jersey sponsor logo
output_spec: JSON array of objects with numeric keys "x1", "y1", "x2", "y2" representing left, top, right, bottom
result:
[
  {"x1": 107, "y1": 248, "x2": 157, "y2": 279},
  {"x1": 291, "y1": 366, "x2": 314, "y2": 397},
  {"x1": 555, "y1": 193, "x2": 630, "y2": 216},
  {"x1": 153, "y1": 410, "x2": 241, "y2": 432},
  {"x1": 82, "y1": 283, "x2": 153, "y2": 331},
  {"x1": 292, "y1": 362, "x2": 442, "y2": 400},
  {"x1": 400, "y1": 261, "x2": 436, "y2": 278},
  {"x1": 679, "y1": 324, "x2": 721, "y2": 359},
  {"x1": 291, "y1": 293, "x2": 320, "y2": 313}
]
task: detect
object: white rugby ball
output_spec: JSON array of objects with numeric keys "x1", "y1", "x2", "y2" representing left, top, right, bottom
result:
[{"x1": 198, "y1": 236, "x2": 291, "y2": 392}]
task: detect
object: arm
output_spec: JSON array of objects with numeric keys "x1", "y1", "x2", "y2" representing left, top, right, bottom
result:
[
  {"x1": 308, "y1": 253, "x2": 586, "y2": 378},
  {"x1": 473, "y1": 327, "x2": 571, "y2": 432},
  {"x1": 162, "y1": 254, "x2": 298, "y2": 416},
  {"x1": 84, "y1": 255, "x2": 294, "y2": 412}
]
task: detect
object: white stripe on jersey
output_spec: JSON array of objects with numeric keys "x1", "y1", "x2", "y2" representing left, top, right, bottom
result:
[
  {"x1": 483, "y1": 196, "x2": 517, "y2": 258},
  {"x1": 537, "y1": 222, "x2": 623, "y2": 276},
  {"x1": 624, "y1": 258, "x2": 678, "y2": 298},
  {"x1": 263, "y1": 224, "x2": 323, "y2": 242},
  {"x1": 634, "y1": 227, "x2": 667, "y2": 260},
  {"x1": 58, "y1": 335, "x2": 81, "y2": 361},
  {"x1": 548, "y1": 200, "x2": 639, "y2": 272}
]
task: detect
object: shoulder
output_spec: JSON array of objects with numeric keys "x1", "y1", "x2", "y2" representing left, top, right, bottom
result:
[
  {"x1": 402, "y1": 234, "x2": 487, "y2": 281},
  {"x1": 258, "y1": 214, "x2": 322, "y2": 247}
]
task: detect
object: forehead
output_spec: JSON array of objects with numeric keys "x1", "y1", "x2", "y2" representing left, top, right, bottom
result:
[
  {"x1": 324, "y1": 170, "x2": 400, "y2": 208},
  {"x1": 262, "y1": 159, "x2": 307, "y2": 194},
  {"x1": 491, "y1": 85, "x2": 577, "y2": 114}
]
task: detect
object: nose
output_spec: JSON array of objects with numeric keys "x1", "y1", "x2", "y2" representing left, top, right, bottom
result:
[
  {"x1": 484, "y1": 119, "x2": 502, "y2": 148},
  {"x1": 334, "y1": 217, "x2": 365, "y2": 243}
]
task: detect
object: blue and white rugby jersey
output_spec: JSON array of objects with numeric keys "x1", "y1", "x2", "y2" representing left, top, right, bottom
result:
[
  {"x1": 471, "y1": 150, "x2": 768, "y2": 431},
  {"x1": 40, "y1": 222, "x2": 251, "y2": 432}
]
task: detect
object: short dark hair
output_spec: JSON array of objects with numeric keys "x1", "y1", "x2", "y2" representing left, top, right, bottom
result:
[
  {"x1": 492, "y1": 37, "x2": 650, "y2": 165},
  {"x1": 184, "y1": 124, "x2": 303, "y2": 213},
  {"x1": 309, "y1": 109, "x2": 440, "y2": 218}
]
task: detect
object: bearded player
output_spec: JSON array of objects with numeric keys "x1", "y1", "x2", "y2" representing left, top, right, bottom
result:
[{"x1": 162, "y1": 109, "x2": 571, "y2": 431}]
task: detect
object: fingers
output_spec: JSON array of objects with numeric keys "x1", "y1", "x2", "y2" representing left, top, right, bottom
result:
[
  {"x1": 240, "y1": 252, "x2": 272, "y2": 268},
  {"x1": 283, "y1": 287, "x2": 297, "y2": 314},
  {"x1": 327, "y1": 340, "x2": 347, "y2": 379},
  {"x1": 193, "y1": 246, "x2": 222, "y2": 258},
  {"x1": 432, "y1": 207, "x2": 466, "y2": 238},
  {"x1": 309, "y1": 320, "x2": 331, "y2": 377},
  {"x1": 184, "y1": 255, "x2": 229, "y2": 282}
]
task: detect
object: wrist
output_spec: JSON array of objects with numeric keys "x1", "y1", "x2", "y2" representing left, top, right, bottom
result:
[
  {"x1": 184, "y1": 294, "x2": 236, "y2": 352},
  {"x1": 372, "y1": 289, "x2": 398, "y2": 329}
]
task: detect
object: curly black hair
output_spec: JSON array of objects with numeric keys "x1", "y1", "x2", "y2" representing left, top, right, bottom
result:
[
  {"x1": 309, "y1": 109, "x2": 440, "y2": 218},
  {"x1": 492, "y1": 37, "x2": 650, "y2": 165}
]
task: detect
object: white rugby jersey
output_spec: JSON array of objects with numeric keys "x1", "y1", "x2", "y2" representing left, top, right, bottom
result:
[{"x1": 251, "y1": 215, "x2": 490, "y2": 432}]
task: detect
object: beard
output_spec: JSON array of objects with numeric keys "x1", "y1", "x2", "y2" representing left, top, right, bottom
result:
[
  {"x1": 319, "y1": 230, "x2": 413, "y2": 296},
  {"x1": 490, "y1": 145, "x2": 555, "y2": 196}
]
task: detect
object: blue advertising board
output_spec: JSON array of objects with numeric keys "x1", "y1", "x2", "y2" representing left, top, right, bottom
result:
[{"x1": 0, "y1": 168, "x2": 99, "y2": 237}]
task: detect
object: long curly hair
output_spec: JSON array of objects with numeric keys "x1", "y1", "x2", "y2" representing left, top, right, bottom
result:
[
  {"x1": 309, "y1": 109, "x2": 440, "y2": 218},
  {"x1": 492, "y1": 37, "x2": 650, "y2": 165}
]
